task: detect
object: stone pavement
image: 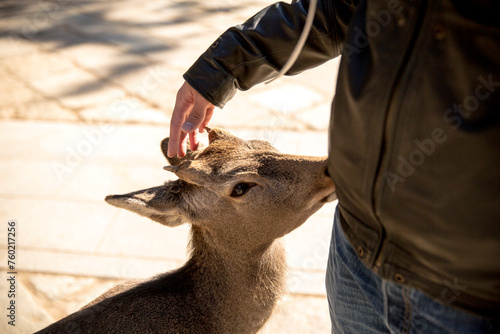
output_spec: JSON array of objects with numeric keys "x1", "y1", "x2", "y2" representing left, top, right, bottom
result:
[{"x1": 0, "y1": 0, "x2": 340, "y2": 333}]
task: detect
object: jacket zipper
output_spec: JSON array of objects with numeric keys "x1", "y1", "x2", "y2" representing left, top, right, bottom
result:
[
  {"x1": 372, "y1": 83, "x2": 400, "y2": 272},
  {"x1": 373, "y1": 81, "x2": 402, "y2": 213},
  {"x1": 373, "y1": 238, "x2": 388, "y2": 271},
  {"x1": 371, "y1": 0, "x2": 428, "y2": 272}
]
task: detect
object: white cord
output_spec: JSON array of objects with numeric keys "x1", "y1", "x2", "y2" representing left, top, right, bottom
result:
[{"x1": 265, "y1": 0, "x2": 318, "y2": 84}]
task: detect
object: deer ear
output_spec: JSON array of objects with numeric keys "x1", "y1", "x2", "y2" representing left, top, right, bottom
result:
[
  {"x1": 105, "y1": 181, "x2": 186, "y2": 227},
  {"x1": 160, "y1": 137, "x2": 204, "y2": 166}
]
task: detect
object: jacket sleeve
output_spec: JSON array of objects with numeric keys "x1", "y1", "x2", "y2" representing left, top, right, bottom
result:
[{"x1": 183, "y1": 0, "x2": 357, "y2": 108}]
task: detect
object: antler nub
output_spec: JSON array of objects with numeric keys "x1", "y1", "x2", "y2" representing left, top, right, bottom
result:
[{"x1": 163, "y1": 165, "x2": 180, "y2": 173}]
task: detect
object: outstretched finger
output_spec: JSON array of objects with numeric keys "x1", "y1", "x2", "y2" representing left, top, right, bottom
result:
[
  {"x1": 168, "y1": 99, "x2": 193, "y2": 158},
  {"x1": 189, "y1": 130, "x2": 199, "y2": 151},
  {"x1": 199, "y1": 106, "x2": 215, "y2": 132},
  {"x1": 177, "y1": 131, "x2": 188, "y2": 158}
]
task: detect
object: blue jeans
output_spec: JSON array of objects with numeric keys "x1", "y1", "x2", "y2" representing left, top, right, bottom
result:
[{"x1": 326, "y1": 209, "x2": 499, "y2": 334}]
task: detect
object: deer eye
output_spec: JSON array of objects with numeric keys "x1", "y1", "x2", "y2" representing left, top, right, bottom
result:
[{"x1": 230, "y1": 183, "x2": 256, "y2": 197}]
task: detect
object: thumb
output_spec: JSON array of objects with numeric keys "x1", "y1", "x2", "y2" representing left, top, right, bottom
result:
[
  {"x1": 182, "y1": 105, "x2": 206, "y2": 133},
  {"x1": 181, "y1": 91, "x2": 214, "y2": 132}
]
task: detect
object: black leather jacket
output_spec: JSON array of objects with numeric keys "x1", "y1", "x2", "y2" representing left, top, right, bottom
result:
[{"x1": 183, "y1": 0, "x2": 500, "y2": 318}]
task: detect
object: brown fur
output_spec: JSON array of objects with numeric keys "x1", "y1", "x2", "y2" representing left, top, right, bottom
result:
[{"x1": 36, "y1": 128, "x2": 335, "y2": 334}]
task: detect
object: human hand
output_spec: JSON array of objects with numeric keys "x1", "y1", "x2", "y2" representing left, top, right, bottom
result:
[{"x1": 168, "y1": 81, "x2": 215, "y2": 158}]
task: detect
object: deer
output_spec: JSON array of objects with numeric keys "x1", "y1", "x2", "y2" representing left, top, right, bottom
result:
[{"x1": 36, "y1": 128, "x2": 336, "y2": 334}]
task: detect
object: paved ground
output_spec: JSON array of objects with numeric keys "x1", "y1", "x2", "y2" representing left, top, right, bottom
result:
[{"x1": 0, "y1": 0, "x2": 340, "y2": 333}]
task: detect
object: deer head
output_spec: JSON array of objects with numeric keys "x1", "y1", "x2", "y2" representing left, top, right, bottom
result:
[{"x1": 105, "y1": 128, "x2": 335, "y2": 255}]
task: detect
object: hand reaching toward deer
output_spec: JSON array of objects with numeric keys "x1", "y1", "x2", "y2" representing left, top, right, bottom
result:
[{"x1": 168, "y1": 81, "x2": 215, "y2": 158}]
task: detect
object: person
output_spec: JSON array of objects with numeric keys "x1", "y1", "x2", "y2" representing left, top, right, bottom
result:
[{"x1": 167, "y1": 0, "x2": 500, "y2": 332}]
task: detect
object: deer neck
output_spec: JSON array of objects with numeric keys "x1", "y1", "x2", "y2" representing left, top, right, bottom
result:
[{"x1": 187, "y1": 225, "x2": 287, "y2": 332}]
